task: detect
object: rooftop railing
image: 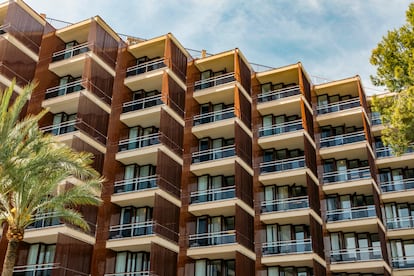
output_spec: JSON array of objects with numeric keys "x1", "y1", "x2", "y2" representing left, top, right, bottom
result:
[
  {"x1": 322, "y1": 167, "x2": 371, "y2": 184},
  {"x1": 189, "y1": 230, "x2": 236, "y2": 247},
  {"x1": 262, "y1": 238, "x2": 312, "y2": 255},
  {"x1": 257, "y1": 85, "x2": 300, "y2": 103},
  {"x1": 190, "y1": 185, "x2": 235, "y2": 204},
  {"x1": 193, "y1": 107, "x2": 235, "y2": 126},
  {"x1": 126, "y1": 58, "x2": 166, "y2": 77},
  {"x1": 118, "y1": 133, "x2": 160, "y2": 152},
  {"x1": 194, "y1": 72, "x2": 235, "y2": 91},
  {"x1": 259, "y1": 119, "x2": 303, "y2": 137},
  {"x1": 192, "y1": 145, "x2": 235, "y2": 163},
  {"x1": 317, "y1": 98, "x2": 360, "y2": 115},
  {"x1": 320, "y1": 131, "x2": 366, "y2": 148},
  {"x1": 380, "y1": 178, "x2": 414, "y2": 193},
  {"x1": 261, "y1": 196, "x2": 309, "y2": 213},
  {"x1": 51, "y1": 42, "x2": 90, "y2": 62},
  {"x1": 330, "y1": 247, "x2": 382, "y2": 263},
  {"x1": 260, "y1": 156, "x2": 305, "y2": 174},
  {"x1": 122, "y1": 94, "x2": 163, "y2": 113},
  {"x1": 326, "y1": 205, "x2": 376, "y2": 222}
]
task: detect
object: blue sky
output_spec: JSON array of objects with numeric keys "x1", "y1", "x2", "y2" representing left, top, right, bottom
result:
[{"x1": 25, "y1": 0, "x2": 412, "y2": 94}]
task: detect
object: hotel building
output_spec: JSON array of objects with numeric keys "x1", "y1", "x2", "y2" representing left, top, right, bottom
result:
[{"x1": 0, "y1": 1, "x2": 412, "y2": 275}]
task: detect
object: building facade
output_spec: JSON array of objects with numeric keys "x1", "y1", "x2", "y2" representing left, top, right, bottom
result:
[{"x1": 0, "y1": 1, "x2": 412, "y2": 275}]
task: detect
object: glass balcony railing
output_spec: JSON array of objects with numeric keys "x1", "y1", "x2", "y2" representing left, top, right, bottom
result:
[
  {"x1": 45, "y1": 79, "x2": 84, "y2": 99},
  {"x1": 118, "y1": 133, "x2": 160, "y2": 152},
  {"x1": 13, "y1": 263, "x2": 91, "y2": 276},
  {"x1": 320, "y1": 131, "x2": 366, "y2": 148},
  {"x1": 386, "y1": 216, "x2": 414, "y2": 230},
  {"x1": 322, "y1": 167, "x2": 371, "y2": 184},
  {"x1": 113, "y1": 175, "x2": 158, "y2": 194},
  {"x1": 392, "y1": 256, "x2": 414, "y2": 269},
  {"x1": 109, "y1": 221, "x2": 154, "y2": 239},
  {"x1": 317, "y1": 98, "x2": 360, "y2": 115},
  {"x1": 261, "y1": 196, "x2": 309, "y2": 213},
  {"x1": 27, "y1": 212, "x2": 61, "y2": 229},
  {"x1": 330, "y1": 247, "x2": 382, "y2": 263},
  {"x1": 194, "y1": 72, "x2": 236, "y2": 91},
  {"x1": 260, "y1": 157, "x2": 305, "y2": 174},
  {"x1": 189, "y1": 230, "x2": 236, "y2": 247},
  {"x1": 259, "y1": 119, "x2": 303, "y2": 137},
  {"x1": 193, "y1": 107, "x2": 235, "y2": 126},
  {"x1": 192, "y1": 145, "x2": 236, "y2": 163},
  {"x1": 326, "y1": 205, "x2": 376, "y2": 222},
  {"x1": 126, "y1": 58, "x2": 166, "y2": 77},
  {"x1": 52, "y1": 42, "x2": 90, "y2": 62},
  {"x1": 190, "y1": 185, "x2": 235, "y2": 204},
  {"x1": 371, "y1": 113, "x2": 382, "y2": 126},
  {"x1": 257, "y1": 85, "x2": 300, "y2": 103},
  {"x1": 262, "y1": 238, "x2": 312, "y2": 255},
  {"x1": 122, "y1": 95, "x2": 163, "y2": 113},
  {"x1": 380, "y1": 178, "x2": 414, "y2": 193},
  {"x1": 41, "y1": 119, "x2": 77, "y2": 135},
  {"x1": 104, "y1": 272, "x2": 152, "y2": 276},
  {"x1": 376, "y1": 146, "x2": 414, "y2": 158}
]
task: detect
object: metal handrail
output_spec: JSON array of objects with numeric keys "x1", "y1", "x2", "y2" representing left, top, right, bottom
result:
[
  {"x1": 317, "y1": 98, "x2": 360, "y2": 114},
  {"x1": 257, "y1": 85, "x2": 300, "y2": 102},
  {"x1": 52, "y1": 42, "x2": 90, "y2": 59},
  {"x1": 113, "y1": 175, "x2": 158, "y2": 193},
  {"x1": 386, "y1": 216, "x2": 414, "y2": 230},
  {"x1": 326, "y1": 205, "x2": 376, "y2": 221},
  {"x1": 192, "y1": 145, "x2": 235, "y2": 159},
  {"x1": 322, "y1": 166, "x2": 371, "y2": 184},
  {"x1": 122, "y1": 94, "x2": 163, "y2": 110},
  {"x1": 194, "y1": 72, "x2": 236, "y2": 90},
  {"x1": 258, "y1": 119, "x2": 303, "y2": 137},
  {"x1": 118, "y1": 133, "x2": 160, "y2": 149},
  {"x1": 189, "y1": 230, "x2": 236, "y2": 240},
  {"x1": 380, "y1": 178, "x2": 414, "y2": 192},
  {"x1": 193, "y1": 107, "x2": 235, "y2": 125},
  {"x1": 330, "y1": 246, "x2": 382, "y2": 263},
  {"x1": 320, "y1": 131, "x2": 366, "y2": 146},
  {"x1": 261, "y1": 196, "x2": 308, "y2": 209},
  {"x1": 126, "y1": 58, "x2": 166, "y2": 75}
]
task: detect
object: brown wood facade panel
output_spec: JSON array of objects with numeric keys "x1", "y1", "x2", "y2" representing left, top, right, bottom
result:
[
  {"x1": 237, "y1": 52, "x2": 251, "y2": 95},
  {"x1": 307, "y1": 173, "x2": 321, "y2": 216},
  {"x1": 235, "y1": 251, "x2": 255, "y2": 276},
  {"x1": 302, "y1": 98, "x2": 315, "y2": 139},
  {"x1": 153, "y1": 194, "x2": 180, "y2": 243},
  {"x1": 235, "y1": 122, "x2": 252, "y2": 167},
  {"x1": 88, "y1": 20, "x2": 119, "y2": 68},
  {"x1": 168, "y1": 37, "x2": 187, "y2": 82},
  {"x1": 150, "y1": 242, "x2": 178, "y2": 276},
  {"x1": 235, "y1": 162, "x2": 253, "y2": 207},
  {"x1": 235, "y1": 205, "x2": 254, "y2": 251},
  {"x1": 83, "y1": 58, "x2": 114, "y2": 104},
  {"x1": 310, "y1": 215, "x2": 324, "y2": 258},
  {"x1": 304, "y1": 136, "x2": 317, "y2": 176},
  {"x1": 167, "y1": 74, "x2": 185, "y2": 118},
  {"x1": 72, "y1": 136, "x2": 105, "y2": 174},
  {"x1": 160, "y1": 108, "x2": 184, "y2": 156},
  {"x1": 312, "y1": 259, "x2": 327, "y2": 275},
  {"x1": 378, "y1": 224, "x2": 390, "y2": 266},
  {"x1": 299, "y1": 65, "x2": 312, "y2": 104},
  {"x1": 237, "y1": 86, "x2": 252, "y2": 129},
  {"x1": 156, "y1": 150, "x2": 182, "y2": 198}
]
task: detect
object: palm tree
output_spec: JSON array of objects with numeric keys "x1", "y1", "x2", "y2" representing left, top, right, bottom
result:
[{"x1": 0, "y1": 82, "x2": 102, "y2": 276}]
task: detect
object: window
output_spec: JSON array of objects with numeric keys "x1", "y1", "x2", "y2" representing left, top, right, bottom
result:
[
  {"x1": 27, "y1": 243, "x2": 56, "y2": 265},
  {"x1": 195, "y1": 259, "x2": 235, "y2": 276},
  {"x1": 51, "y1": 112, "x2": 76, "y2": 135},
  {"x1": 115, "y1": 252, "x2": 150, "y2": 273},
  {"x1": 192, "y1": 175, "x2": 235, "y2": 203}
]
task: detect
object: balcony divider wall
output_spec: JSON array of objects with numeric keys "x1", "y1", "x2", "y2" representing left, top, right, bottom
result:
[
  {"x1": 310, "y1": 215, "x2": 324, "y2": 259},
  {"x1": 166, "y1": 73, "x2": 186, "y2": 117},
  {"x1": 305, "y1": 136, "x2": 317, "y2": 176},
  {"x1": 308, "y1": 174, "x2": 321, "y2": 217},
  {"x1": 153, "y1": 194, "x2": 180, "y2": 243},
  {"x1": 299, "y1": 64, "x2": 312, "y2": 104},
  {"x1": 88, "y1": 20, "x2": 119, "y2": 68},
  {"x1": 236, "y1": 205, "x2": 254, "y2": 251},
  {"x1": 84, "y1": 58, "x2": 114, "y2": 103},
  {"x1": 166, "y1": 36, "x2": 188, "y2": 83},
  {"x1": 235, "y1": 123, "x2": 252, "y2": 167},
  {"x1": 235, "y1": 162, "x2": 254, "y2": 207},
  {"x1": 237, "y1": 86, "x2": 252, "y2": 129},
  {"x1": 160, "y1": 108, "x2": 184, "y2": 157},
  {"x1": 156, "y1": 150, "x2": 182, "y2": 198},
  {"x1": 150, "y1": 242, "x2": 178, "y2": 276},
  {"x1": 235, "y1": 251, "x2": 255, "y2": 276},
  {"x1": 235, "y1": 51, "x2": 251, "y2": 95},
  {"x1": 302, "y1": 98, "x2": 315, "y2": 139}
]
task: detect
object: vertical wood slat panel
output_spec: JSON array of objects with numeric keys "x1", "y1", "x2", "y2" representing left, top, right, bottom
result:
[
  {"x1": 235, "y1": 162, "x2": 253, "y2": 207},
  {"x1": 160, "y1": 109, "x2": 184, "y2": 157},
  {"x1": 301, "y1": 98, "x2": 315, "y2": 139},
  {"x1": 89, "y1": 20, "x2": 119, "y2": 68},
  {"x1": 77, "y1": 94, "x2": 109, "y2": 143},
  {"x1": 378, "y1": 223, "x2": 390, "y2": 266},
  {"x1": 150, "y1": 243, "x2": 178, "y2": 276},
  {"x1": 300, "y1": 66, "x2": 312, "y2": 104},
  {"x1": 167, "y1": 75, "x2": 185, "y2": 118},
  {"x1": 153, "y1": 194, "x2": 180, "y2": 242},
  {"x1": 304, "y1": 136, "x2": 317, "y2": 176},
  {"x1": 238, "y1": 54, "x2": 251, "y2": 95},
  {"x1": 157, "y1": 150, "x2": 182, "y2": 198},
  {"x1": 169, "y1": 37, "x2": 187, "y2": 82},
  {"x1": 238, "y1": 87, "x2": 252, "y2": 129},
  {"x1": 72, "y1": 136, "x2": 105, "y2": 174},
  {"x1": 310, "y1": 215, "x2": 324, "y2": 258},
  {"x1": 235, "y1": 252, "x2": 255, "y2": 276},
  {"x1": 312, "y1": 259, "x2": 327, "y2": 275},
  {"x1": 235, "y1": 205, "x2": 254, "y2": 251},
  {"x1": 307, "y1": 173, "x2": 321, "y2": 216},
  {"x1": 235, "y1": 123, "x2": 252, "y2": 166},
  {"x1": 87, "y1": 58, "x2": 115, "y2": 103}
]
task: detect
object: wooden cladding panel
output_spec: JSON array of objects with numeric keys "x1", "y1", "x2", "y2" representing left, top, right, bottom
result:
[
  {"x1": 310, "y1": 215, "x2": 324, "y2": 258},
  {"x1": 154, "y1": 194, "x2": 180, "y2": 242},
  {"x1": 307, "y1": 173, "x2": 321, "y2": 216},
  {"x1": 72, "y1": 136, "x2": 105, "y2": 174},
  {"x1": 235, "y1": 251, "x2": 255, "y2": 276},
  {"x1": 363, "y1": 112, "x2": 374, "y2": 147},
  {"x1": 156, "y1": 150, "x2": 182, "y2": 198},
  {"x1": 89, "y1": 20, "x2": 119, "y2": 67},
  {"x1": 78, "y1": 94, "x2": 109, "y2": 138},
  {"x1": 357, "y1": 79, "x2": 369, "y2": 114},
  {"x1": 238, "y1": 87, "x2": 252, "y2": 129},
  {"x1": 168, "y1": 38, "x2": 187, "y2": 82},
  {"x1": 13, "y1": 242, "x2": 30, "y2": 266},
  {"x1": 301, "y1": 98, "x2": 315, "y2": 139},
  {"x1": 372, "y1": 184, "x2": 383, "y2": 224},
  {"x1": 84, "y1": 58, "x2": 114, "y2": 103},
  {"x1": 5, "y1": 2, "x2": 44, "y2": 52},
  {"x1": 235, "y1": 205, "x2": 254, "y2": 251},
  {"x1": 300, "y1": 66, "x2": 312, "y2": 104},
  {"x1": 235, "y1": 162, "x2": 253, "y2": 207},
  {"x1": 378, "y1": 223, "x2": 390, "y2": 266},
  {"x1": 304, "y1": 136, "x2": 317, "y2": 176},
  {"x1": 167, "y1": 74, "x2": 185, "y2": 118},
  {"x1": 235, "y1": 123, "x2": 252, "y2": 166},
  {"x1": 151, "y1": 243, "x2": 178, "y2": 276},
  {"x1": 237, "y1": 54, "x2": 251, "y2": 95},
  {"x1": 367, "y1": 145, "x2": 378, "y2": 183},
  {"x1": 54, "y1": 234, "x2": 94, "y2": 275},
  {"x1": 160, "y1": 108, "x2": 184, "y2": 156},
  {"x1": 313, "y1": 259, "x2": 327, "y2": 275}
]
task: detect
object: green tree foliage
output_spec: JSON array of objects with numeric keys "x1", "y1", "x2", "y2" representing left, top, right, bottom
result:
[
  {"x1": 370, "y1": 3, "x2": 414, "y2": 155},
  {"x1": 0, "y1": 82, "x2": 102, "y2": 276}
]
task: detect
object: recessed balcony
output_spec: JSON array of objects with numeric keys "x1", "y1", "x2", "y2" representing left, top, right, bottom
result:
[
  {"x1": 322, "y1": 167, "x2": 372, "y2": 194},
  {"x1": 376, "y1": 146, "x2": 414, "y2": 168},
  {"x1": 122, "y1": 95, "x2": 163, "y2": 113},
  {"x1": 49, "y1": 43, "x2": 90, "y2": 77},
  {"x1": 124, "y1": 58, "x2": 166, "y2": 91},
  {"x1": 261, "y1": 196, "x2": 309, "y2": 214},
  {"x1": 330, "y1": 246, "x2": 382, "y2": 263},
  {"x1": 260, "y1": 196, "x2": 312, "y2": 225},
  {"x1": 0, "y1": 23, "x2": 39, "y2": 61},
  {"x1": 113, "y1": 175, "x2": 158, "y2": 194},
  {"x1": 386, "y1": 216, "x2": 414, "y2": 231},
  {"x1": 118, "y1": 133, "x2": 160, "y2": 152},
  {"x1": 260, "y1": 156, "x2": 305, "y2": 174},
  {"x1": 108, "y1": 221, "x2": 154, "y2": 240},
  {"x1": 192, "y1": 73, "x2": 236, "y2": 104},
  {"x1": 258, "y1": 120, "x2": 304, "y2": 149},
  {"x1": 13, "y1": 263, "x2": 88, "y2": 276},
  {"x1": 259, "y1": 119, "x2": 303, "y2": 138},
  {"x1": 320, "y1": 131, "x2": 366, "y2": 148},
  {"x1": 381, "y1": 179, "x2": 414, "y2": 202},
  {"x1": 194, "y1": 72, "x2": 235, "y2": 91},
  {"x1": 392, "y1": 256, "x2": 414, "y2": 270},
  {"x1": 262, "y1": 238, "x2": 312, "y2": 256},
  {"x1": 317, "y1": 98, "x2": 360, "y2": 115},
  {"x1": 51, "y1": 42, "x2": 89, "y2": 62},
  {"x1": 316, "y1": 98, "x2": 362, "y2": 125},
  {"x1": 259, "y1": 157, "x2": 309, "y2": 185},
  {"x1": 257, "y1": 85, "x2": 300, "y2": 103},
  {"x1": 190, "y1": 186, "x2": 235, "y2": 204},
  {"x1": 256, "y1": 86, "x2": 302, "y2": 116},
  {"x1": 189, "y1": 230, "x2": 236, "y2": 248},
  {"x1": 326, "y1": 205, "x2": 378, "y2": 232},
  {"x1": 192, "y1": 108, "x2": 235, "y2": 139},
  {"x1": 190, "y1": 145, "x2": 236, "y2": 176}
]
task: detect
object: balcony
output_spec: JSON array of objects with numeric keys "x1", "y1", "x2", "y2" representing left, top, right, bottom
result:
[
  {"x1": 386, "y1": 216, "x2": 414, "y2": 230},
  {"x1": 13, "y1": 263, "x2": 89, "y2": 276},
  {"x1": 376, "y1": 146, "x2": 414, "y2": 158},
  {"x1": 257, "y1": 85, "x2": 300, "y2": 103},
  {"x1": 381, "y1": 179, "x2": 414, "y2": 193},
  {"x1": 44, "y1": 79, "x2": 84, "y2": 99},
  {"x1": 259, "y1": 119, "x2": 303, "y2": 138},
  {"x1": 392, "y1": 256, "x2": 414, "y2": 269},
  {"x1": 320, "y1": 131, "x2": 366, "y2": 148},
  {"x1": 193, "y1": 107, "x2": 235, "y2": 126},
  {"x1": 189, "y1": 230, "x2": 236, "y2": 247},
  {"x1": 122, "y1": 95, "x2": 163, "y2": 113},
  {"x1": 192, "y1": 145, "x2": 235, "y2": 164},
  {"x1": 126, "y1": 58, "x2": 166, "y2": 78},
  {"x1": 317, "y1": 98, "x2": 360, "y2": 115},
  {"x1": 371, "y1": 112, "x2": 382, "y2": 126},
  {"x1": 330, "y1": 247, "x2": 382, "y2": 263},
  {"x1": 323, "y1": 167, "x2": 371, "y2": 184},
  {"x1": 261, "y1": 196, "x2": 309, "y2": 213},
  {"x1": 109, "y1": 221, "x2": 154, "y2": 239},
  {"x1": 114, "y1": 175, "x2": 157, "y2": 194},
  {"x1": 118, "y1": 133, "x2": 160, "y2": 152},
  {"x1": 190, "y1": 186, "x2": 235, "y2": 204},
  {"x1": 52, "y1": 42, "x2": 89, "y2": 62},
  {"x1": 262, "y1": 239, "x2": 312, "y2": 255},
  {"x1": 260, "y1": 156, "x2": 305, "y2": 174},
  {"x1": 194, "y1": 72, "x2": 235, "y2": 91},
  {"x1": 326, "y1": 205, "x2": 376, "y2": 222},
  {"x1": 192, "y1": 108, "x2": 235, "y2": 139},
  {"x1": 27, "y1": 212, "x2": 61, "y2": 230}
]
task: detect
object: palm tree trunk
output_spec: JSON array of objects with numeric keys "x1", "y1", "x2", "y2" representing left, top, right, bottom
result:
[{"x1": 2, "y1": 238, "x2": 19, "y2": 276}]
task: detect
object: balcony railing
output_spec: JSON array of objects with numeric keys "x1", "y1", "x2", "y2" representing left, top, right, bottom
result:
[
  {"x1": 109, "y1": 221, "x2": 154, "y2": 239},
  {"x1": 122, "y1": 95, "x2": 163, "y2": 113},
  {"x1": 326, "y1": 205, "x2": 376, "y2": 222},
  {"x1": 114, "y1": 175, "x2": 158, "y2": 194},
  {"x1": 257, "y1": 85, "x2": 301, "y2": 103},
  {"x1": 193, "y1": 107, "x2": 235, "y2": 126},
  {"x1": 261, "y1": 196, "x2": 309, "y2": 213},
  {"x1": 260, "y1": 156, "x2": 305, "y2": 174},
  {"x1": 13, "y1": 263, "x2": 90, "y2": 276},
  {"x1": 386, "y1": 216, "x2": 414, "y2": 230},
  {"x1": 194, "y1": 72, "x2": 236, "y2": 91},
  {"x1": 190, "y1": 185, "x2": 235, "y2": 204},
  {"x1": 105, "y1": 271, "x2": 152, "y2": 276},
  {"x1": 126, "y1": 58, "x2": 166, "y2": 77},
  {"x1": 320, "y1": 131, "x2": 366, "y2": 148},
  {"x1": 118, "y1": 133, "x2": 160, "y2": 152},
  {"x1": 27, "y1": 212, "x2": 61, "y2": 229},
  {"x1": 52, "y1": 42, "x2": 90, "y2": 62},
  {"x1": 192, "y1": 145, "x2": 235, "y2": 163},
  {"x1": 45, "y1": 79, "x2": 84, "y2": 99},
  {"x1": 392, "y1": 256, "x2": 414, "y2": 269},
  {"x1": 371, "y1": 113, "x2": 382, "y2": 126},
  {"x1": 262, "y1": 238, "x2": 312, "y2": 255},
  {"x1": 376, "y1": 146, "x2": 414, "y2": 158},
  {"x1": 259, "y1": 119, "x2": 303, "y2": 137},
  {"x1": 380, "y1": 178, "x2": 414, "y2": 193},
  {"x1": 189, "y1": 230, "x2": 236, "y2": 247},
  {"x1": 42, "y1": 119, "x2": 77, "y2": 136},
  {"x1": 330, "y1": 247, "x2": 382, "y2": 263},
  {"x1": 317, "y1": 98, "x2": 360, "y2": 115},
  {"x1": 322, "y1": 167, "x2": 371, "y2": 184}
]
